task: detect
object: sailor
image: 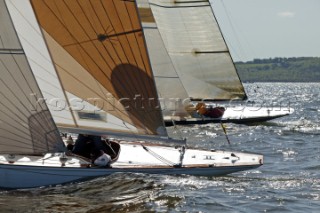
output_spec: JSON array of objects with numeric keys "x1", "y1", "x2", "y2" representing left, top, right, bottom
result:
[
  {"x1": 206, "y1": 106, "x2": 225, "y2": 118},
  {"x1": 72, "y1": 134, "x2": 108, "y2": 159},
  {"x1": 195, "y1": 102, "x2": 208, "y2": 116}
]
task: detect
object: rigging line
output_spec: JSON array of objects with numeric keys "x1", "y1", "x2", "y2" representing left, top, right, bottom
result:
[
  {"x1": 172, "y1": 119, "x2": 184, "y2": 141},
  {"x1": 210, "y1": 0, "x2": 247, "y2": 96},
  {"x1": 220, "y1": 122, "x2": 231, "y2": 145},
  {"x1": 218, "y1": 0, "x2": 247, "y2": 61},
  {"x1": 141, "y1": 144, "x2": 176, "y2": 166}
]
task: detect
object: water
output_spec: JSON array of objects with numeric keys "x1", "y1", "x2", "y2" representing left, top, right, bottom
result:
[{"x1": 1, "y1": 83, "x2": 319, "y2": 212}]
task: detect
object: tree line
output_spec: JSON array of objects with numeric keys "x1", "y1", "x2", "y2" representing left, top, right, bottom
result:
[{"x1": 235, "y1": 57, "x2": 320, "y2": 82}]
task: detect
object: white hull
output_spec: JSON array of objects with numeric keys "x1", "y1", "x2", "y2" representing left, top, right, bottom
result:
[
  {"x1": 0, "y1": 142, "x2": 263, "y2": 189},
  {"x1": 165, "y1": 106, "x2": 294, "y2": 126}
]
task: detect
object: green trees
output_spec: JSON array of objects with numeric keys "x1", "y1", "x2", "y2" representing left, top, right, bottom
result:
[{"x1": 235, "y1": 57, "x2": 320, "y2": 82}]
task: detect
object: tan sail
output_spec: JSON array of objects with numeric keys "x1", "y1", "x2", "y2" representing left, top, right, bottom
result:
[
  {"x1": 0, "y1": 0, "x2": 63, "y2": 154},
  {"x1": 11, "y1": 0, "x2": 167, "y2": 136}
]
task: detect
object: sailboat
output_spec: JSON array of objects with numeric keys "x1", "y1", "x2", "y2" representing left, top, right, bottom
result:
[
  {"x1": 0, "y1": 0, "x2": 262, "y2": 189},
  {"x1": 137, "y1": 0, "x2": 294, "y2": 126}
]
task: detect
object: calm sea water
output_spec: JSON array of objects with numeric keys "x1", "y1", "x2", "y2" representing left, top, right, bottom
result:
[{"x1": 1, "y1": 83, "x2": 319, "y2": 213}]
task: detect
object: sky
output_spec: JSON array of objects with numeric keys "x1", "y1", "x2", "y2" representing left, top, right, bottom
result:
[{"x1": 210, "y1": 0, "x2": 320, "y2": 62}]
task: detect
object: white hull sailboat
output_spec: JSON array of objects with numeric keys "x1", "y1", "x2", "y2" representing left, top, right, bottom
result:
[
  {"x1": 138, "y1": 0, "x2": 294, "y2": 125},
  {"x1": 164, "y1": 105, "x2": 294, "y2": 126},
  {"x1": 0, "y1": 140, "x2": 262, "y2": 189},
  {"x1": 0, "y1": 0, "x2": 263, "y2": 189}
]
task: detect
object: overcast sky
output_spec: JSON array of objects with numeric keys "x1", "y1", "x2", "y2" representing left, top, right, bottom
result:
[{"x1": 210, "y1": 0, "x2": 320, "y2": 62}]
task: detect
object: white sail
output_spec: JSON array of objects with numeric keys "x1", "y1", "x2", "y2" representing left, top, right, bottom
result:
[
  {"x1": 6, "y1": 0, "x2": 168, "y2": 138},
  {"x1": 137, "y1": 0, "x2": 191, "y2": 118},
  {"x1": 139, "y1": 0, "x2": 247, "y2": 102},
  {"x1": 0, "y1": 0, "x2": 64, "y2": 154}
]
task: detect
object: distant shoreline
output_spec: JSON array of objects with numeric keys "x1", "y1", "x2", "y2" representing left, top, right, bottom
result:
[{"x1": 235, "y1": 57, "x2": 320, "y2": 82}]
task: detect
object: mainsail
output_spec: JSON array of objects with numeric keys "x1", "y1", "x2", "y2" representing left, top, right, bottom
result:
[
  {"x1": 0, "y1": 0, "x2": 64, "y2": 154},
  {"x1": 138, "y1": 0, "x2": 247, "y2": 103},
  {"x1": 6, "y1": 0, "x2": 167, "y2": 139}
]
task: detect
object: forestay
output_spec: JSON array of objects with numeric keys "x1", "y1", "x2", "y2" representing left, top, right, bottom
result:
[{"x1": 6, "y1": 0, "x2": 167, "y2": 139}]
